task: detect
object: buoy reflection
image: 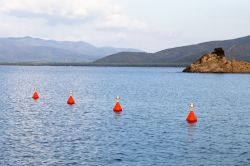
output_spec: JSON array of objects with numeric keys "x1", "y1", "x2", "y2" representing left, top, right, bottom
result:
[{"x1": 114, "y1": 111, "x2": 122, "y2": 119}]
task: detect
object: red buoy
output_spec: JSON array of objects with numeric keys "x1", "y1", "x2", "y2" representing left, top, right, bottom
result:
[
  {"x1": 67, "y1": 91, "x2": 75, "y2": 105},
  {"x1": 186, "y1": 103, "x2": 197, "y2": 123},
  {"x1": 113, "y1": 96, "x2": 122, "y2": 112},
  {"x1": 32, "y1": 88, "x2": 39, "y2": 100}
]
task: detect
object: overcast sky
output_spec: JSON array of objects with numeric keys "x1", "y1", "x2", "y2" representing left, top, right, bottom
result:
[{"x1": 0, "y1": 0, "x2": 249, "y2": 52}]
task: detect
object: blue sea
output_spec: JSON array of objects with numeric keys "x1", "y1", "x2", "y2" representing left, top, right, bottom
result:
[{"x1": 0, "y1": 66, "x2": 250, "y2": 165}]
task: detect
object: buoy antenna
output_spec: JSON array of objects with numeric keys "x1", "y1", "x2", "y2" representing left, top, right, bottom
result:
[
  {"x1": 116, "y1": 95, "x2": 120, "y2": 101},
  {"x1": 189, "y1": 103, "x2": 194, "y2": 111}
]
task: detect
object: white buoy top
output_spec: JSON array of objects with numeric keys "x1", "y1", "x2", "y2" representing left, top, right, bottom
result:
[
  {"x1": 116, "y1": 96, "x2": 120, "y2": 101},
  {"x1": 189, "y1": 103, "x2": 195, "y2": 112}
]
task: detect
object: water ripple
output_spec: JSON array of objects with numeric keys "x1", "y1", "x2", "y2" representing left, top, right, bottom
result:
[{"x1": 0, "y1": 66, "x2": 249, "y2": 165}]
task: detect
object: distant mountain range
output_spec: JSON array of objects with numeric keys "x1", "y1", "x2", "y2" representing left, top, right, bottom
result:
[
  {"x1": 1, "y1": 35, "x2": 250, "y2": 66},
  {"x1": 0, "y1": 36, "x2": 141, "y2": 63},
  {"x1": 95, "y1": 35, "x2": 250, "y2": 66}
]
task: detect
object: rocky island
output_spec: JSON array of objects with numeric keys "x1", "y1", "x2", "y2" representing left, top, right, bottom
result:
[{"x1": 183, "y1": 48, "x2": 250, "y2": 73}]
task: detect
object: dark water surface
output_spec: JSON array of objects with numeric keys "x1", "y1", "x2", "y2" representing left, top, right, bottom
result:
[{"x1": 0, "y1": 66, "x2": 250, "y2": 165}]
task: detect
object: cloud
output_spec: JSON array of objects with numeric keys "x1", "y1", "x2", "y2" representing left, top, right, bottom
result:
[
  {"x1": 0, "y1": 0, "x2": 249, "y2": 53},
  {"x1": 0, "y1": 0, "x2": 146, "y2": 30},
  {"x1": 0, "y1": 0, "x2": 176, "y2": 52},
  {"x1": 96, "y1": 13, "x2": 146, "y2": 31},
  {"x1": 0, "y1": 0, "x2": 90, "y2": 20}
]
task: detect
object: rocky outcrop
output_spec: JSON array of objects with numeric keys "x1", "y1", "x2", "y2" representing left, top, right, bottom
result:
[{"x1": 183, "y1": 48, "x2": 250, "y2": 73}]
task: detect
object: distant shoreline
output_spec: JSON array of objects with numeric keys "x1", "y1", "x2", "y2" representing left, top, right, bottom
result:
[{"x1": 0, "y1": 62, "x2": 188, "y2": 67}]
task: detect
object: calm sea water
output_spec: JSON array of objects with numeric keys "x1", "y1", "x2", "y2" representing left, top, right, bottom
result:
[{"x1": 0, "y1": 66, "x2": 250, "y2": 166}]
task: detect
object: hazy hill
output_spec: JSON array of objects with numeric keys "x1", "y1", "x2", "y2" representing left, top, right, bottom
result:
[
  {"x1": 94, "y1": 52, "x2": 153, "y2": 64},
  {"x1": 0, "y1": 37, "x2": 141, "y2": 63},
  {"x1": 95, "y1": 35, "x2": 250, "y2": 65}
]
